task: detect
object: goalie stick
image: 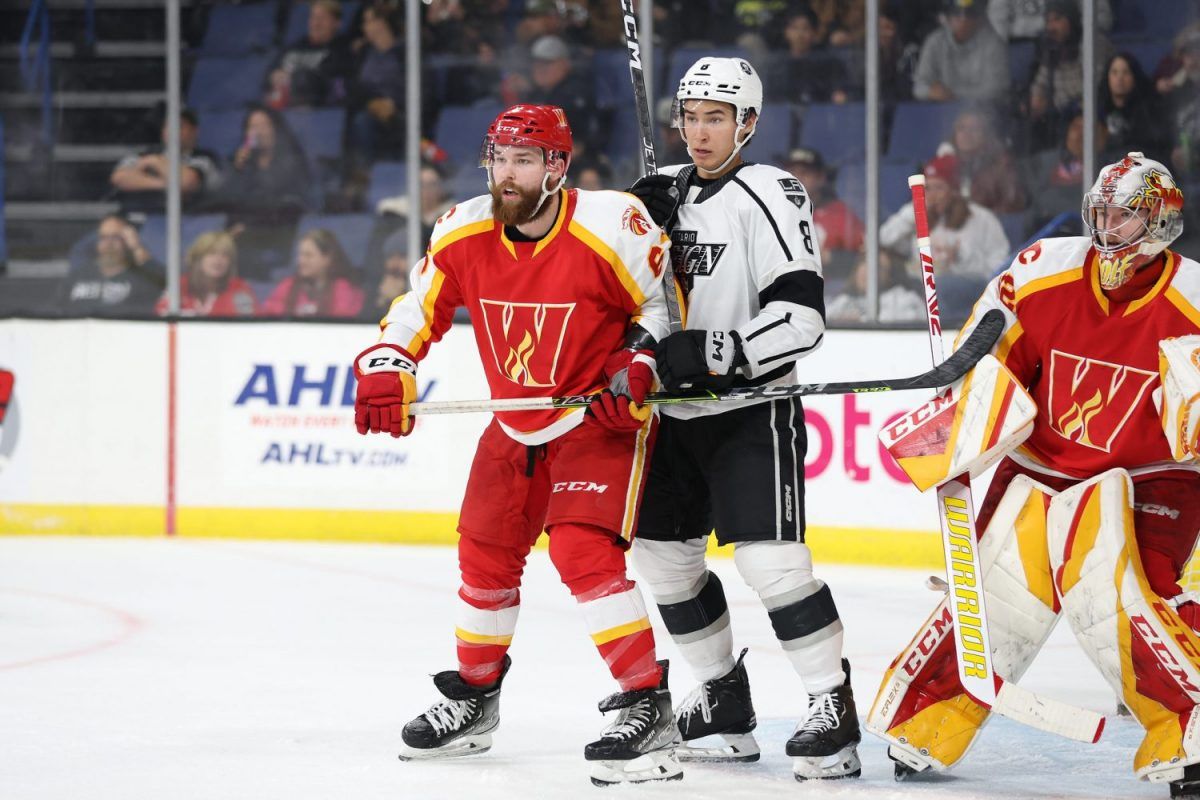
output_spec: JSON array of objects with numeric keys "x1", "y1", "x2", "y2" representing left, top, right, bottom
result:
[
  {"x1": 908, "y1": 175, "x2": 1104, "y2": 744},
  {"x1": 618, "y1": 0, "x2": 684, "y2": 333},
  {"x1": 408, "y1": 309, "x2": 1003, "y2": 416}
]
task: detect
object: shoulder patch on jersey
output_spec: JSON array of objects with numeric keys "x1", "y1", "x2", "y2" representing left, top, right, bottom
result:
[
  {"x1": 776, "y1": 177, "x2": 808, "y2": 211},
  {"x1": 622, "y1": 205, "x2": 652, "y2": 236}
]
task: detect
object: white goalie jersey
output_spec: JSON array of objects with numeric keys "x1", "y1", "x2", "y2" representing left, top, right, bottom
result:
[{"x1": 658, "y1": 162, "x2": 826, "y2": 419}]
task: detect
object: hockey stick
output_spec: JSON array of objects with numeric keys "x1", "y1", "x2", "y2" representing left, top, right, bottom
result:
[
  {"x1": 909, "y1": 176, "x2": 1104, "y2": 743},
  {"x1": 910, "y1": 174, "x2": 998, "y2": 709},
  {"x1": 618, "y1": 0, "x2": 684, "y2": 333},
  {"x1": 408, "y1": 309, "x2": 1003, "y2": 416}
]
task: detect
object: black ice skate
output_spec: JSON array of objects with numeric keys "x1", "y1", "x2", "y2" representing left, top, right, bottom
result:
[
  {"x1": 786, "y1": 658, "x2": 862, "y2": 781},
  {"x1": 398, "y1": 656, "x2": 510, "y2": 761},
  {"x1": 674, "y1": 648, "x2": 760, "y2": 762},
  {"x1": 585, "y1": 660, "x2": 684, "y2": 786},
  {"x1": 1172, "y1": 763, "x2": 1200, "y2": 799}
]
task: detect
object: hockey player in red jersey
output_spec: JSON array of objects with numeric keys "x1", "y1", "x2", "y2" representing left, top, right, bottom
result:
[
  {"x1": 352, "y1": 104, "x2": 682, "y2": 785},
  {"x1": 867, "y1": 153, "x2": 1200, "y2": 798}
]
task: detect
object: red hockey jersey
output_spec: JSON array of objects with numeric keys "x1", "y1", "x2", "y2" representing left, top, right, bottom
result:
[
  {"x1": 957, "y1": 236, "x2": 1200, "y2": 480},
  {"x1": 379, "y1": 188, "x2": 671, "y2": 444}
]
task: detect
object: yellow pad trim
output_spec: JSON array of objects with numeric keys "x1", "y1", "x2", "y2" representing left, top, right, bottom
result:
[
  {"x1": 1014, "y1": 489, "x2": 1056, "y2": 611},
  {"x1": 590, "y1": 617, "x2": 652, "y2": 646},
  {"x1": 455, "y1": 627, "x2": 514, "y2": 646}
]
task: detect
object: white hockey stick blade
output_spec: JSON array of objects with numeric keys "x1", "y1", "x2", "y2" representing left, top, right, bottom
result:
[{"x1": 994, "y1": 680, "x2": 1106, "y2": 743}]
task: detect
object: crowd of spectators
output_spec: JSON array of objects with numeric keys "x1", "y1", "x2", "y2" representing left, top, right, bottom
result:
[{"x1": 44, "y1": 0, "x2": 1196, "y2": 323}]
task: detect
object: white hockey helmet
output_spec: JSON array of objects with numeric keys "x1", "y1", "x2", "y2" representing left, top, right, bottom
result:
[
  {"x1": 1082, "y1": 152, "x2": 1184, "y2": 289},
  {"x1": 672, "y1": 56, "x2": 763, "y2": 173}
]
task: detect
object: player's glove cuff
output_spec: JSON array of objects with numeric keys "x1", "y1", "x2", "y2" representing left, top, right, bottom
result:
[{"x1": 627, "y1": 174, "x2": 681, "y2": 230}]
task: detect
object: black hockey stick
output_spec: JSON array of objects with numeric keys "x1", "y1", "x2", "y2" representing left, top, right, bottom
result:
[{"x1": 408, "y1": 309, "x2": 1004, "y2": 416}]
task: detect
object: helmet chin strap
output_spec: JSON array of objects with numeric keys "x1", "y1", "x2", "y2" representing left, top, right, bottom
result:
[
  {"x1": 688, "y1": 118, "x2": 756, "y2": 177},
  {"x1": 531, "y1": 169, "x2": 566, "y2": 220}
]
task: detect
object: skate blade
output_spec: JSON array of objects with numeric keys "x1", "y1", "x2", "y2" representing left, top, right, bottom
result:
[
  {"x1": 589, "y1": 751, "x2": 684, "y2": 786},
  {"x1": 792, "y1": 745, "x2": 862, "y2": 781},
  {"x1": 675, "y1": 732, "x2": 760, "y2": 763},
  {"x1": 888, "y1": 742, "x2": 937, "y2": 780},
  {"x1": 398, "y1": 733, "x2": 493, "y2": 761}
]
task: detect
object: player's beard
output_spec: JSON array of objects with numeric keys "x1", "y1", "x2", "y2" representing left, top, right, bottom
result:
[{"x1": 490, "y1": 180, "x2": 544, "y2": 226}]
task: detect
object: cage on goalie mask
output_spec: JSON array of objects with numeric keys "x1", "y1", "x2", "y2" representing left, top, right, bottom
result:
[
  {"x1": 672, "y1": 57, "x2": 763, "y2": 173},
  {"x1": 480, "y1": 104, "x2": 573, "y2": 187},
  {"x1": 1082, "y1": 152, "x2": 1184, "y2": 290}
]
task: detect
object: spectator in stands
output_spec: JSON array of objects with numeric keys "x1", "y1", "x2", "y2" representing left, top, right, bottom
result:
[
  {"x1": 361, "y1": 228, "x2": 410, "y2": 322},
  {"x1": 826, "y1": 250, "x2": 925, "y2": 324},
  {"x1": 515, "y1": 0, "x2": 620, "y2": 48},
  {"x1": 780, "y1": 148, "x2": 864, "y2": 278},
  {"x1": 936, "y1": 106, "x2": 1027, "y2": 214},
  {"x1": 881, "y1": 154, "x2": 1010, "y2": 282},
  {"x1": 58, "y1": 215, "x2": 164, "y2": 316},
  {"x1": 769, "y1": 8, "x2": 851, "y2": 104},
  {"x1": 652, "y1": 0, "x2": 723, "y2": 50},
  {"x1": 377, "y1": 164, "x2": 456, "y2": 242},
  {"x1": 1160, "y1": 30, "x2": 1200, "y2": 180},
  {"x1": 266, "y1": 0, "x2": 354, "y2": 108},
  {"x1": 1026, "y1": 111, "x2": 1110, "y2": 228},
  {"x1": 1100, "y1": 52, "x2": 1172, "y2": 165},
  {"x1": 109, "y1": 108, "x2": 221, "y2": 217},
  {"x1": 504, "y1": 36, "x2": 605, "y2": 162},
  {"x1": 988, "y1": 0, "x2": 1111, "y2": 41},
  {"x1": 809, "y1": 0, "x2": 865, "y2": 47},
  {"x1": 1027, "y1": 0, "x2": 1113, "y2": 150},
  {"x1": 913, "y1": 0, "x2": 1009, "y2": 105},
  {"x1": 876, "y1": 4, "x2": 920, "y2": 101},
  {"x1": 261, "y1": 229, "x2": 364, "y2": 318},
  {"x1": 1154, "y1": 24, "x2": 1200, "y2": 95},
  {"x1": 156, "y1": 231, "x2": 256, "y2": 317},
  {"x1": 573, "y1": 159, "x2": 613, "y2": 191},
  {"x1": 727, "y1": 0, "x2": 811, "y2": 55}
]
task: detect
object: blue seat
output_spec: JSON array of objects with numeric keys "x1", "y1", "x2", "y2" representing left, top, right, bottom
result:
[
  {"x1": 798, "y1": 102, "x2": 866, "y2": 165},
  {"x1": 187, "y1": 54, "x2": 273, "y2": 111},
  {"x1": 281, "y1": 107, "x2": 345, "y2": 169},
  {"x1": 887, "y1": 101, "x2": 964, "y2": 161},
  {"x1": 1110, "y1": 37, "x2": 1171, "y2": 76},
  {"x1": 748, "y1": 103, "x2": 795, "y2": 161},
  {"x1": 195, "y1": 108, "x2": 246, "y2": 160},
  {"x1": 199, "y1": 2, "x2": 279, "y2": 55},
  {"x1": 450, "y1": 166, "x2": 486, "y2": 203},
  {"x1": 283, "y1": 0, "x2": 361, "y2": 44},
  {"x1": 1008, "y1": 40, "x2": 1036, "y2": 86},
  {"x1": 294, "y1": 213, "x2": 376, "y2": 269},
  {"x1": 997, "y1": 211, "x2": 1028, "y2": 253},
  {"x1": 1113, "y1": 0, "x2": 1196, "y2": 38},
  {"x1": 139, "y1": 214, "x2": 229, "y2": 265},
  {"x1": 367, "y1": 161, "x2": 408, "y2": 211},
  {"x1": 835, "y1": 160, "x2": 917, "y2": 221},
  {"x1": 433, "y1": 103, "x2": 505, "y2": 170}
]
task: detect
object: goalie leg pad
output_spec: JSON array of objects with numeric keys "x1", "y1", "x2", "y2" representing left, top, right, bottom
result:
[
  {"x1": 880, "y1": 353, "x2": 1037, "y2": 492},
  {"x1": 1159, "y1": 335, "x2": 1200, "y2": 464},
  {"x1": 733, "y1": 541, "x2": 845, "y2": 693},
  {"x1": 1048, "y1": 469, "x2": 1200, "y2": 780},
  {"x1": 867, "y1": 475, "x2": 1060, "y2": 770}
]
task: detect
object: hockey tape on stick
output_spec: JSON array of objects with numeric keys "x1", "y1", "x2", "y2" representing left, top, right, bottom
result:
[
  {"x1": 993, "y1": 680, "x2": 1105, "y2": 744},
  {"x1": 408, "y1": 310, "x2": 1004, "y2": 415},
  {"x1": 908, "y1": 174, "x2": 943, "y2": 358}
]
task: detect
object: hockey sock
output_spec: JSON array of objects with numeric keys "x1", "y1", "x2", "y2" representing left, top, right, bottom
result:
[
  {"x1": 455, "y1": 534, "x2": 528, "y2": 686},
  {"x1": 550, "y1": 523, "x2": 660, "y2": 691}
]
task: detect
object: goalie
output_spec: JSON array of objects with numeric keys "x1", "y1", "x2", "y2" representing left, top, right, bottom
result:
[{"x1": 868, "y1": 153, "x2": 1200, "y2": 798}]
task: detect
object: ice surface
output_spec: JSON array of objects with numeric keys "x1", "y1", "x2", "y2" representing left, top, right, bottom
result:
[{"x1": 0, "y1": 537, "x2": 1166, "y2": 799}]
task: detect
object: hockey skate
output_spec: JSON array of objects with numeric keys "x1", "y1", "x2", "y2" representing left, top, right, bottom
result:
[
  {"x1": 585, "y1": 660, "x2": 684, "y2": 786},
  {"x1": 889, "y1": 743, "x2": 936, "y2": 781},
  {"x1": 786, "y1": 658, "x2": 862, "y2": 781},
  {"x1": 674, "y1": 648, "x2": 760, "y2": 762},
  {"x1": 398, "y1": 656, "x2": 510, "y2": 761}
]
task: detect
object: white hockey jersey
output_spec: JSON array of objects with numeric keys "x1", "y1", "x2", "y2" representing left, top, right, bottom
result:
[{"x1": 658, "y1": 162, "x2": 826, "y2": 418}]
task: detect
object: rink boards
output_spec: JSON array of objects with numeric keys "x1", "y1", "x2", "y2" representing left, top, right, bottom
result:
[{"x1": 0, "y1": 318, "x2": 961, "y2": 566}]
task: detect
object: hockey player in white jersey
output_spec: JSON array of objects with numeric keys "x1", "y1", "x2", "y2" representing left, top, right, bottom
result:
[{"x1": 625, "y1": 56, "x2": 861, "y2": 781}]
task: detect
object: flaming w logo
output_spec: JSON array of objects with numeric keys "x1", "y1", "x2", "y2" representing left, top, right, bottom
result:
[
  {"x1": 1047, "y1": 350, "x2": 1156, "y2": 452},
  {"x1": 480, "y1": 301, "x2": 576, "y2": 388}
]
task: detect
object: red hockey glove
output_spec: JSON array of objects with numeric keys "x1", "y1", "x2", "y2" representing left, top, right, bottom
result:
[
  {"x1": 588, "y1": 348, "x2": 656, "y2": 431},
  {"x1": 354, "y1": 343, "x2": 418, "y2": 437}
]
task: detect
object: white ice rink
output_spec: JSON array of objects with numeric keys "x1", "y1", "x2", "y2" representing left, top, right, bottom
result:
[{"x1": 0, "y1": 536, "x2": 1167, "y2": 800}]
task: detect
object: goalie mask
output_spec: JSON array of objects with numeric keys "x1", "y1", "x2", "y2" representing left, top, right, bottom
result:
[
  {"x1": 672, "y1": 57, "x2": 762, "y2": 174},
  {"x1": 480, "y1": 104, "x2": 573, "y2": 217},
  {"x1": 1082, "y1": 152, "x2": 1184, "y2": 290}
]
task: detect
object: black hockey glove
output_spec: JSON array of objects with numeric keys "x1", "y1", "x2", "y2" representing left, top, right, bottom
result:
[
  {"x1": 627, "y1": 174, "x2": 682, "y2": 230},
  {"x1": 654, "y1": 329, "x2": 746, "y2": 392}
]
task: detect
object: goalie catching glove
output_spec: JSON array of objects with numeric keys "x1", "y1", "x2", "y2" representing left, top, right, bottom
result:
[
  {"x1": 654, "y1": 329, "x2": 746, "y2": 392},
  {"x1": 588, "y1": 347, "x2": 656, "y2": 431},
  {"x1": 354, "y1": 343, "x2": 418, "y2": 437}
]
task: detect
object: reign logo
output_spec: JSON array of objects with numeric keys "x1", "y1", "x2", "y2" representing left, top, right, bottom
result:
[{"x1": 670, "y1": 230, "x2": 727, "y2": 289}]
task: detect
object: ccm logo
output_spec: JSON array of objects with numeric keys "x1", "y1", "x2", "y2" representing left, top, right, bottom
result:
[
  {"x1": 553, "y1": 481, "x2": 608, "y2": 494},
  {"x1": 367, "y1": 355, "x2": 414, "y2": 370},
  {"x1": 884, "y1": 388, "x2": 955, "y2": 440}
]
